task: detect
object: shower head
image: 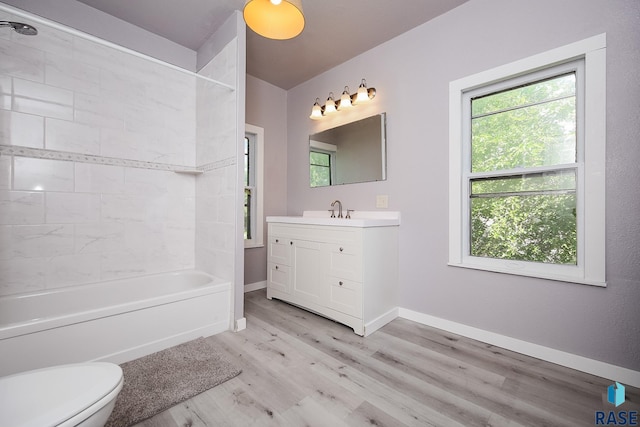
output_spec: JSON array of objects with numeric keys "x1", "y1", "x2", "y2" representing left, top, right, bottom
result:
[{"x1": 0, "y1": 21, "x2": 38, "y2": 36}]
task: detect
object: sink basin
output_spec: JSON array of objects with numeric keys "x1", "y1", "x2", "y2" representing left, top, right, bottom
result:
[{"x1": 266, "y1": 211, "x2": 400, "y2": 227}]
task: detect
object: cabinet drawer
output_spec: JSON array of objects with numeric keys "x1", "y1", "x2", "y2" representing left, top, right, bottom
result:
[
  {"x1": 268, "y1": 236, "x2": 292, "y2": 265},
  {"x1": 327, "y1": 244, "x2": 362, "y2": 281},
  {"x1": 327, "y1": 278, "x2": 362, "y2": 318},
  {"x1": 267, "y1": 262, "x2": 291, "y2": 294}
]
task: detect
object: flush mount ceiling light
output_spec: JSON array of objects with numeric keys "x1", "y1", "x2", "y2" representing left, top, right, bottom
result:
[
  {"x1": 309, "y1": 79, "x2": 377, "y2": 120},
  {"x1": 243, "y1": 0, "x2": 305, "y2": 40}
]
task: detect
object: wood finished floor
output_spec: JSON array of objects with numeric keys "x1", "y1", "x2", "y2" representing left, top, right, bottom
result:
[{"x1": 134, "y1": 289, "x2": 639, "y2": 427}]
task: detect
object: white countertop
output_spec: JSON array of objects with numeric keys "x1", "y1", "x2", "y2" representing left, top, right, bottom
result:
[{"x1": 267, "y1": 211, "x2": 400, "y2": 227}]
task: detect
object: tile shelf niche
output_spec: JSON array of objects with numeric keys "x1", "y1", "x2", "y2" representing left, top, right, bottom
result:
[{"x1": 173, "y1": 169, "x2": 204, "y2": 175}]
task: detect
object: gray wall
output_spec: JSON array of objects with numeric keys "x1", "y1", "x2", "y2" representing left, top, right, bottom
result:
[
  {"x1": 244, "y1": 75, "x2": 288, "y2": 286},
  {"x1": 283, "y1": 0, "x2": 640, "y2": 371}
]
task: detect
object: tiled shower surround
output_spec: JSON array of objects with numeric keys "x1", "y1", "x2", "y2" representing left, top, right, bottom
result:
[{"x1": 0, "y1": 11, "x2": 239, "y2": 296}]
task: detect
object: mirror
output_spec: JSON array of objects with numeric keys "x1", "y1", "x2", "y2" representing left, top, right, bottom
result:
[{"x1": 309, "y1": 113, "x2": 386, "y2": 187}]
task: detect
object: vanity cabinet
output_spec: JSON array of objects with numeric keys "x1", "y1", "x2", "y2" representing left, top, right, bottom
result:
[{"x1": 267, "y1": 221, "x2": 398, "y2": 336}]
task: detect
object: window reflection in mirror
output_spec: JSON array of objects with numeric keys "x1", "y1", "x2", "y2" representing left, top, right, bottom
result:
[{"x1": 309, "y1": 113, "x2": 386, "y2": 187}]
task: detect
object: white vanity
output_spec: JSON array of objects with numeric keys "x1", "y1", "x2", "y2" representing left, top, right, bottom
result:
[{"x1": 266, "y1": 211, "x2": 400, "y2": 336}]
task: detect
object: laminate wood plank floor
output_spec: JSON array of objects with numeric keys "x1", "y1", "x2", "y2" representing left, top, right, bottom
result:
[{"x1": 134, "y1": 289, "x2": 638, "y2": 427}]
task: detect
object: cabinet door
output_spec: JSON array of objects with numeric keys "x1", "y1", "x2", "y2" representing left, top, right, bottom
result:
[
  {"x1": 327, "y1": 277, "x2": 362, "y2": 318},
  {"x1": 291, "y1": 240, "x2": 326, "y2": 305},
  {"x1": 268, "y1": 236, "x2": 292, "y2": 265},
  {"x1": 327, "y1": 244, "x2": 363, "y2": 282},
  {"x1": 267, "y1": 262, "x2": 291, "y2": 294}
]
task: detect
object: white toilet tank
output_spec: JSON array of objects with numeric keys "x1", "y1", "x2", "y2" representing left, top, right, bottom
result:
[{"x1": 0, "y1": 362, "x2": 123, "y2": 427}]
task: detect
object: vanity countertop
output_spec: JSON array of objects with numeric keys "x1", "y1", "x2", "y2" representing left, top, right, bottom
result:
[{"x1": 266, "y1": 211, "x2": 400, "y2": 228}]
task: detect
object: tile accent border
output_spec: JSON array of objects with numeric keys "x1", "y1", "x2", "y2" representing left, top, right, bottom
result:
[
  {"x1": 0, "y1": 145, "x2": 236, "y2": 173},
  {"x1": 199, "y1": 157, "x2": 236, "y2": 172}
]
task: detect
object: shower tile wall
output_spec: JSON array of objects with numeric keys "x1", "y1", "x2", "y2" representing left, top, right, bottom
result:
[
  {"x1": 0, "y1": 13, "x2": 237, "y2": 297},
  {"x1": 195, "y1": 40, "x2": 238, "y2": 283}
]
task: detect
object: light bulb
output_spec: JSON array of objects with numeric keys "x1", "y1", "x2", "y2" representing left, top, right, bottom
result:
[
  {"x1": 338, "y1": 86, "x2": 352, "y2": 110},
  {"x1": 310, "y1": 98, "x2": 323, "y2": 119},
  {"x1": 356, "y1": 79, "x2": 369, "y2": 104},
  {"x1": 324, "y1": 92, "x2": 337, "y2": 114}
]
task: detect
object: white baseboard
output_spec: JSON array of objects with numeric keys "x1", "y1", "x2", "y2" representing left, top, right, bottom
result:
[
  {"x1": 235, "y1": 317, "x2": 247, "y2": 332},
  {"x1": 245, "y1": 281, "x2": 267, "y2": 293},
  {"x1": 398, "y1": 308, "x2": 640, "y2": 388},
  {"x1": 364, "y1": 307, "x2": 399, "y2": 337}
]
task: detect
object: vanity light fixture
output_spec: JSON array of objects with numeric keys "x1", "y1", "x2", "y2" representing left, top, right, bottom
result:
[
  {"x1": 324, "y1": 92, "x2": 337, "y2": 114},
  {"x1": 243, "y1": 0, "x2": 305, "y2": 40},
  {"x1": 356, "y1": 79, "x2": 375, "y2": 104},
  {"x1": 309, "y1": 98, "x2": 323, "y2": 119},
  {"x1": 337, "y1": 86, "x2": 353, "y2": 110},
  {"x1": 309, "y1": 79, "x2": 376, "y2": 120}
]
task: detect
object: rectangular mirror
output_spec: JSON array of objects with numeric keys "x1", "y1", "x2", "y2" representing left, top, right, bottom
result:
[{"x1": 309, "y1": 113, "x2": 387, "y2": 187}]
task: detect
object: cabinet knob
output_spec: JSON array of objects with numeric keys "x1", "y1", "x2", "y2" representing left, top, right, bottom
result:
[
  {"x1": 290, "y1": 241, "x2": 293, "y2": 245},
  {"x1": 275, "y1": 239, "x2": 279, "y2": 243},
  {"x1": 339, "y1": 247, "x2": 344, "y2": 252},
  {"x1": 339, "y1": 281, "x2": 343, "y2": 286},
  {"x1": 275, "y1": 265, "x2": 279, "y2": 270}
]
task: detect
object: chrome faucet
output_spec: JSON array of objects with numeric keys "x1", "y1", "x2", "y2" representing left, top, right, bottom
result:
[{"x1": 331, "y1": 200, "x2": 343, "y2": 218}]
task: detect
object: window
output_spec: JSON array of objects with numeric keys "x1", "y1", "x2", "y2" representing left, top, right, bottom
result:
[
  {"x1": 244, "y1": 124, "x2": 264, "y2": 248},
  {"x1": 469, "y1": 67, "x2": 580, "y2": 264},
  {"x1": 449, "y1": 34, "x2": 606, "y2": 286},
  {"x1": 310, "y1": 150, "x2": 332, "y2": 187},
  {"x1": 309, "y1": 139, "x2": 336, "y2": 188}
]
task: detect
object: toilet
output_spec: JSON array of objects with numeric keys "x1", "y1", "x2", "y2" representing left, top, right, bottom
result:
[{"x1": 0, "y1": 362, "x2": 123, "y2": 427}]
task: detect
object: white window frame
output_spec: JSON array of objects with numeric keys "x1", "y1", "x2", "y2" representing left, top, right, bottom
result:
[
  {"x1": 309, "y1": 139, "x2": 337, "y2": 187},
  {"x1": 448, "y1": 34, "x2": 606, "y2": 286},
  {"x1": 244, "y1": 124, "x2": 264, "y2": 248}
]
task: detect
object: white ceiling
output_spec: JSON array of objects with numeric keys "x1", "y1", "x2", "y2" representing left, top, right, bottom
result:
[{"x1": 75, "y1": 0, "x2": 469, "y2": 90}]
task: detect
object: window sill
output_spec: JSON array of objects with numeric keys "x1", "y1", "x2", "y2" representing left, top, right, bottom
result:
[
  {"x1": 244, "y1": 243, "x2": 264, "y2": 249},
  {"x1": 447, "y1": 262, "x2": 606, "y2": 288}
]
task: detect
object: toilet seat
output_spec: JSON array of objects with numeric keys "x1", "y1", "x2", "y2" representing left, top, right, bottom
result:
[{"x1": 0, "y1": 362, "x2": 123, "y2": 427}]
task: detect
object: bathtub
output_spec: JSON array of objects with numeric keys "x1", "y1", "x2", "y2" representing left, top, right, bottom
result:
[{"x1": 0, "y1": 270, "x2": 231, "y2": 376}]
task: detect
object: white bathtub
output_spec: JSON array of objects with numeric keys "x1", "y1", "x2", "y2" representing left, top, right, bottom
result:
[{"x1": 0, "y1": 270, "x2": 231, "y2": 376}]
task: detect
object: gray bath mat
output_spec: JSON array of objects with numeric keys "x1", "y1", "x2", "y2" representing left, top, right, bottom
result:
[{"x1": 105, "y1": 337, "x2": 241, "y2": 427}]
